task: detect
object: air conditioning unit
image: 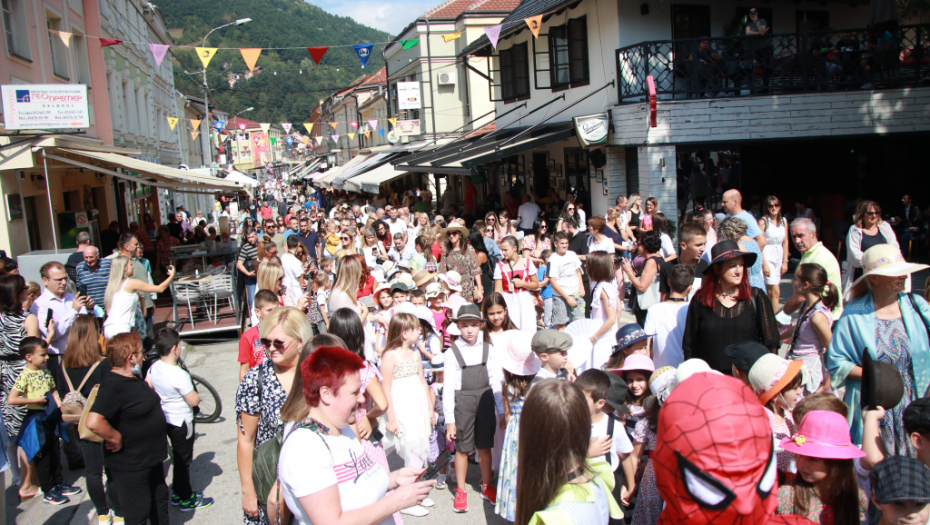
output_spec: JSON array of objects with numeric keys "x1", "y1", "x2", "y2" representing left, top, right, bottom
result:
[{"x1": 438, "y1": 72, "x2": 456, "y2": 86}]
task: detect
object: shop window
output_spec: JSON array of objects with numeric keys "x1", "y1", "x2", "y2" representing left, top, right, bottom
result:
[
  {"x1": 549, "y1": 17, "x2": 589, "y2": 90},
  {"x1": 500, "y1": 42, "x2": 530, "y2": 102}
]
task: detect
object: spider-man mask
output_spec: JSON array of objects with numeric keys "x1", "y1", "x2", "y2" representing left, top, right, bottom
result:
[{"x1": 654, "y1": 373, "x2": 813, "y2": 525}]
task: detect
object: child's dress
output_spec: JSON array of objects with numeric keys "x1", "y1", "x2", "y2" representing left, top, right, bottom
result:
[
  {"x1": 387, "y1": 352, "x2": 431, "y2": 468},
  {"x1": 766, "y1": 407, "x2": 797, "y2": 475},
  {"x1": 631, "y1": 418, "x2": 661, "y2": 525},
  {"x1": 428, "y1": 382, "x2": 451, "y2": 463},
  {"x1": 495, "y1": 395, "x2": 525, "y2": 521},
  {"x1": 494, "y1": 259, "x2": 538, "y2": 334}
]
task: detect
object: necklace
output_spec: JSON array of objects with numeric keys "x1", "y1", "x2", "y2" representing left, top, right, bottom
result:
[
  {"x1": 669, "y1": 297, "x2": 687, "y2": 302},
  {"x1": 717, "y1": 289, "x2": 738, "y2": 299}
]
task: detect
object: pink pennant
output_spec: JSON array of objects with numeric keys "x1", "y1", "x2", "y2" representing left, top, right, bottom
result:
[
  {"x1": 331, "y1": 134, "x2": 340, "y2": 143},
  {"x1": 368, "y1": 119, "x2": 378, "y2": 131},
  {"x1": 350, "y1": 121, "x2": 358, "y2": 130},
  {"x1": 149, "y1": 44, "x2": 169, "y2": 67},
  {"x1": 485, "y1": 24, "x2": 503, "y2": 49}
]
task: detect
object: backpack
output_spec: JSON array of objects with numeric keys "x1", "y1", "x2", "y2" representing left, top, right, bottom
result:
[{"x1": 60, "y1": 361, "x2": 101, "y2": 424}]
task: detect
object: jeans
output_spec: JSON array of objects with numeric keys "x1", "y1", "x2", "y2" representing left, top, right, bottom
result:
[
  {"x1": 80, "y1": 439, "x2": 122, "y2": 517},
  {"x1": 34, "y1": 415, "x2": 62, "y2": 493},
  {"x1": 245, "y1": 278, "x2": 257, "y2": 311},
  {"x1": 166, "y1": 421, "x2": 195, "y2": 500},
  {"x1": 113, "y1": 464, "x2": 169, "y2": 525},
  {"x1": 543, "y1": 296, "x2": 553, "y2": 328}
]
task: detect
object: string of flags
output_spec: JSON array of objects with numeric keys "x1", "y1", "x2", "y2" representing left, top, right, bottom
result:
[{"x1": 167, "y1": 116, "x2": 401, "y2": 145}]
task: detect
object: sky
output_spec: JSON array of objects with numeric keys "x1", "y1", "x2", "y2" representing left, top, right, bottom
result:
[{"x1": 305, "y1": 0, "x2": 437, "y2": 35}]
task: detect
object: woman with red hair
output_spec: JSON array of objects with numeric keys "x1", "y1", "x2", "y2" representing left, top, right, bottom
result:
[
  {"x1": 277, "y1": 346, "x2": 434, "y2": 524},
  {"x1": 681, "y1": 240, "x2": 779, "y2": 374},
  {"x1": 354, "y1": 254, "x2": 376, "y2": 300}
]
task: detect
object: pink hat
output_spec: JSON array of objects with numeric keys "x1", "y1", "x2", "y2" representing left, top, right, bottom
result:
[
  {"x1": 617, "y1": 354, "x2": 656, "y2": 375},
  {"x1": 501, "y1": 338, "x2": 542, "y2": 376},
  {"x1": 780, "y1": 410, "x2": 866, "y2": 460}
]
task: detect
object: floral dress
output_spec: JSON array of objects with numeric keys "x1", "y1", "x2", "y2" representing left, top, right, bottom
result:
[
  {"x1": 775, "y1": 485, "x2": 868, "y2": 524},
  {"x1": 235, "y1": 360, "x2": 288, "y2": 525},
  {"x1": 876, "y1": 317, "x2": 918, "y2": 458},
  {"x1": 495, "y1": 395, "x2": 525, "y2": 521},
  {"x1": 438, "y1": 245, "x2": 479, "y2": 300},
  {"x1": 0, "y1": 312, "x2": 27, "y2": 439},
  {"x1": 632, "y1": 418, "x2": 661, "y2": 525},
  {"x1": 766, "y1": 407, "x2": 797, "y2": 474},
  {"x1": 522, "y1": 234, "x2": 551, "y2": 261}
]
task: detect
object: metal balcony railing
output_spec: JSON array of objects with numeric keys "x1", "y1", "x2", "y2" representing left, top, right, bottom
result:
[{"x1": 616, "y1": 24, "x2": 930, "y2": 103}]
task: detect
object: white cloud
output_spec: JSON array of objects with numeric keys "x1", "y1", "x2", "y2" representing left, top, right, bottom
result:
[{"x1": 306, "y1": 0, "x2": 434, "y2": 35}]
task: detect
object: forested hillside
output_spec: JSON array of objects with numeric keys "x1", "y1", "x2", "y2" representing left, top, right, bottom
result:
[{"x1": 159, "y1": 0, "x2": 391, "y2": 124}]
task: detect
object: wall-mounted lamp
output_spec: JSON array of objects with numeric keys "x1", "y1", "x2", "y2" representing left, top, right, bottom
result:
[{"x1": 659, "y1": 158, "x2": 665, "y2": 168}]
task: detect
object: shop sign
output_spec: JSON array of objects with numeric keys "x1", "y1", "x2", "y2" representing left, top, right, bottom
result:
[
  {"x1": 572, "y1": 112, "x2": 609, "y2": 147},
  {"x1": 397, "y1": 82, "x2": 421, "y2": 110},
  {"x1": 395, "y1": 120, "x2": 420, "y2": 136},
  {"x1": 1, "y1": 84, "x2": 90, "y2": 130}
]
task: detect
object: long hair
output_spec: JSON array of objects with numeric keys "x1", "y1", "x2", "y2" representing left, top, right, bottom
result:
[
  {"x1": 695, "y1": 259, "x2": 752, "y2": 308},
  {"x1": 626, "y1": 193, "x2": 642, "y2": 212},
  {"x1": 257, "y1": 259, "x2": 284, "y2": 295},
  {"x1": 645, "y1": 198, "x2": 658, "y2": 220},
  {"x1": 353, "y1": 254, "x2": 370, "y2": 293},
  {"x1": 587, "y1": 251, "x2": 615, "y2": 284},
  {"x1": 333, "y1": 255, "x2": 362, "y2": 300},
  {"x1": 63, "y1": 315, "x2": 102, "y2": 369},
  {"x1": 764, "y1": 195, "x2": 784, "y2": 225},
  {"x1": 383, "y1": 313, "x2": 419, "y2": 353},
  {"x1": 514, "y1": 380, "x2": 592, "y2": 525},
  {"x1": 104, "y1": 255, "x2": 132, "y2": 313},
  {"x1": 362, "y1": 227, "x2": 378, "y2": 247},
  {"x1": 415, "y1": 235, "x2": 435, "y2": 264},
  {"x1": 853, "y1": 200, "x2": 883, "y2": 229},
  {"x1": 328, "y1": 308, "x2": 366, "y2": 358},
  {"x1": 651, "y1": 213, "x2": 669, "y2": 235},
  {"x1": 795, "y1": 263, "x2": 840, "y2": 311},
  {"x1": 791, "y1": 458, "x2": 860, "y2": 525},
  {"x1": 373, "y1": 220, "x2": 390, "y2": 245},
  {"x1": 482, "y1": 292, "x2": 516, "y2": 339},
  {"x1": 503, "y1": 369, "x2": 534, "y2": 402},
  {"x1": 0, "y1": 274, "x2": 25, "y2": 315}
]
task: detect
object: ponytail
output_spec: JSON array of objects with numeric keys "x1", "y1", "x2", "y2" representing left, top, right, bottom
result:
[{"x1": 796, "y1": 263, "x2": 839, "y2": 310}]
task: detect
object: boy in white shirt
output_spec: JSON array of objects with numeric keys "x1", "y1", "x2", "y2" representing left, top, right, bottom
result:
[
  {"x1": 281, "y1": 235, "x2": 305, "y2": 297},
  {"x1": 644, "y1": 265, "x2": 694, "y2": 369},
  {"x1": 548, "y1": 231, "x2": 585, "y2": 329},
  {"x1": 147, "y1": 328, "x2": 214, "y2": 511},
  {"x1": 530, "y1": 329, "x2": 574, "y2": 381}
]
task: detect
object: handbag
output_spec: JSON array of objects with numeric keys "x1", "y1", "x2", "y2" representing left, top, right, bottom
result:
[
  {"x1": 250, "y1": 368, "x2": 283, "y2": 516},
  {"x1": 635, "y1": 257, "x2": 662, "y2": 311},
  {"x1": 60, "y1": 361, "x2": 100, "y2": 424},
  {"x1": 77, "y1": 384, "x2": 104, "y2": 443}
]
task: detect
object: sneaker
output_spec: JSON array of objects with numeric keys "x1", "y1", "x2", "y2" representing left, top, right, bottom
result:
[
  {"x1": 180, "y1": 493, "x2": 215, "y2": 512},
  {"x1": 58, "y1": 482, "x2": 83, "y2": 496},
  {"x1": 480, "y1": 483, "x2": 497, "y2": 505},
  {"x1": 97, "y1": 511, "x2": 113, "y2": 525},
  {"x1": 453, "y1": 488, "x2": 468, "y2": 513},
  {"x1": 435, "y1": 474, "x2": 447, "y2": 490},
  {"x1": 172, "y1": 491, "x2": 202, "y2": 506},
  {"x1": 43, "y1": 487, "x2": 70, "y2": 505},
  {"x1": 400, "y1": 505, "x2": 429, "y2": 516},
  {"x1": 112, "y1": 517, "x2": 125, "y2": 524},
  {"x1": 420, "y1": 497, "x2": 435, "y2": 508}
]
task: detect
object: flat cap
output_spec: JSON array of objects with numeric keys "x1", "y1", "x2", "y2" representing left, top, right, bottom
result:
[
  {"x1": 531, "y1": 329, "x2": 573, "y2": 355},
  {"x1": 870, "y1": 455, "x2": 930, "y2": 504}
]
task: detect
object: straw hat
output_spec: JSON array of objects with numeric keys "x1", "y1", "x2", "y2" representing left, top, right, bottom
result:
[
  {"x1": 501, "y1": 338, "x2": 542, "y2": 376},
  {"x1": 440, "y1": 225, "x2": 469, "y2": 242},
  {"x1": 649, "y1": 366, "x2": 678, "y2": 404},
  {"x1": 425, "y1": 282, "x2": 444, "y2": 299},
  {"x1": 413, "y1": 268, "x2": 437, "y2": 288},
  {"x1": 439, "y1": 271, "x2": 463, "y2": 292},
  {"x1": 780, "y1": 410, "x2": 866, "y2": 460},
  {"x1": 748, "y1": 354, "x2": 810, "y2": 406},
  {"x1": 396, "y1": 273, "x2": 416, "y2": 290},
  {"x1": 852, "y1": 244, "x2": 929, "y2": 288}
]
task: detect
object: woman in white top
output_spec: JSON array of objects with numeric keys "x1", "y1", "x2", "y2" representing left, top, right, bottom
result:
[
  {"x1": 651, "y1": 213, "x2": 677, "y2": 262},
  {"x1": 276, "y1": 345, "x2": 434, "y2": 525},
  {"x1": 102, "y1": 255, "x2": 175, "y2": 339},
  {"x1": 328, "y1": 256, "x2": 377, "y2": 357},
  {"x1": 361, "y1": 227, "x2": 387, "y2": 268},
  {"x1": 841, "y1": 200, "x2": 900, "y2": 302},
  {"x1": 758, "y1": 195, "x2": 790, "y2": 310},
  {"x1": 585, "y1": 216, "x2": 617, "y2": 254}
]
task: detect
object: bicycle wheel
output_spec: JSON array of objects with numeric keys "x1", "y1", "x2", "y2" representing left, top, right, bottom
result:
[{"x1": 191, "y1": 374, "x2": 222, "y2": 423}]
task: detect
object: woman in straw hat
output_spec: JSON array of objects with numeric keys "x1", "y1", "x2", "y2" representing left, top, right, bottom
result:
[
  {"x1": 438, "y1": 225, "x2": 483, "y2": 304},
  {"x1": 827, "y1": 243, "x2": 930, "y2": 455}
]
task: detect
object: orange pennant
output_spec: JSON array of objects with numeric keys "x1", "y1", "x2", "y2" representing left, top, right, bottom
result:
[
  {"x1": 191, "y1": 131, "x2": 200, "y2": 141},
  {"x1": 329, "y1": 122, "x2": 338, "y2": 130},
  {"x1": 525, "y1": 15, "x2": 543, "y2": 39},
  {"x1": 240, "y1": 48, "x2": 262, "y2": 72},
  {"x1": 189, "y1": 119, "x2": 201, "y2": 130}
]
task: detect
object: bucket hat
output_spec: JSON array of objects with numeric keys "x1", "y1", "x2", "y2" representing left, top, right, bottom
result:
[
  {"x1": 373, "y1": 282, "x2": 392, "y2": 298},
  {"x1": 861, "y1": 350, "x2": 904, "y2": 410},
  {"x1": 612, "y1": 323, "x2": 651, "y2": 355},
  {"x1": 412, "y1": 305, "x2": 437, "y2": 332},
  {"x1": 780, "y1": 410, "x2": 866, "y2": 459},
  {"x1": 870, "y1": 455, "x2": 930, "y2": 505},
  {"x1": 501, "y1": 338, "x2": 542, "y2": 376},
  {"x1": 703, "y1": 240, "x2": 758, "y2": 276},
  {"x1": 413, "y1": 268, "x2": 437, "y2": 288},
  {"x1": 440, "y1": 271, "x2": 463, "y2": 292},
  {"x1": 724, "y1": 341, "x2": 771, "y2": 375},
  {"x1": 389, "y1": 282, "x2": 409, "y2": 295},
  {"x1": 605, "y1": 372, "x2": 631, "y2": 414},
  {"x1": 397, "y1": 273, "x2": 416, "y2": 289},
  {"x1": 425, "y1": 282, "x2": 444, "y2": 299},
  {"x1": 748, "y1": 354, "x2": 810, "y2": 406},
  {"x1": 852, "y1": 244, "x2": 929, "y2": 288},
  {"x1": 618, "y1": 354, "x2": 656, "y2": 375}
]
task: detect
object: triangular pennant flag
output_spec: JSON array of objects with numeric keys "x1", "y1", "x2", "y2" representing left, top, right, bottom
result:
[
  {"x1": 307, "y1": 47, "x2": 329, "y2": 65},
  {"x1": 525, "y1": 15, "x2": 543, "y2": 39},
  {"x1": 239, "y1": 123, "x2": 247, "y2": 130},
  {"x1": 347, "y1": 133, "x2": 356, "y2": 140},
  {"x1": 443, "y1": 33, "x2": 462, "y2": 43},
  {"x1": 368, "y1": 119, "x2": 378, "y2": 131},
  {"x1": 189, "y1": 119, "x2": 201, "y2": 130},
  {"x1": 286, "y1": 137, "x2": 293, "y2": 146},
  {"x1": 302, "y1": 137, "x2": 310, "y2": 145},
  {"x1": 270, "y1": 137, "x2": 277, "y2": 146},
  {"x1": 260, "y1": 123, "x2": 270, "y2": 134},
  {"x1": 191, "y1": 131, "x2": 200, "y2": 140},
  {"x1": 303, "y1": 123, "x2": 314, "y2": 134},
  {"x1": 58, "y1": 32, "x2": 72, "y2": 48},
  {"x1": 329, "y1": 122, "x2": 338, "y2": 130},
  {"x1": 388, "y1": 118, "x2": 398, "y2": 127},
  {"x1": 350, "y1": 121, "x2": 358, "y2": 130},
  {"x1": 378, "y1": 129, "x2": 385, "y2": 137},
  {"x1": 149, "y1": 44, "x2": 169, "y2": 67},
  {"x1": 364, "y1": 131, "x2": 371, "y2": 138},
  {"x1": 485, "y1": 24, "x2": 502, "y2": 49},
  {"x1": 167, "y1": 117, "x2": 179, "y2": 130},
  {"x1": 353, "y1": 44, "x2": 374, "y2": 68},
  {"x1": 281, "y1": 123, "x2": 292, "y2": 133},
  {"x1": 195, "y1": 47, "x2": 218, "y2": 68},
  {"x1": 100, "y1": 38, "x2": 122, "y2": 47},
  {"x1": 400, "y1": 39, "x2": 419, "y2": 50},
  {"x1": 314, "y1": 136, "x2": 323, "y2": 145},
  {"x1": 214, "y1": 121, "x2": 224, "y2": 131},
  {"x1": 331, "y1": 134, "x2": 340, "y2": 144},
  {"x1": 240, "y1": 48, "x2": 262, "y2": 72}
]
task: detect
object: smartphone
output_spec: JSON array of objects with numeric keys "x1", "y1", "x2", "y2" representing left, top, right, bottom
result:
[
  {"x1": 423, "y1": 452, "x2": 452, "y2": 480},
  {"x1": 78, "y1": 284, "x2": 88, "y2": 297},
  {"x1": 46, "y1": 308, "x2": 54, "y2": 325}
]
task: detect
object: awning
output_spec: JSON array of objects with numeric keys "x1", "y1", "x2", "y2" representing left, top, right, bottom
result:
[
  {"x1": 332, "y1": 153, "x2": 394, "y2": 189},
  {"x1": 344, "y1": 162, "x2": 411, "y2": 193},
  {"x1": 313, "y1": 154, "x2": 371, "y2": 186}
]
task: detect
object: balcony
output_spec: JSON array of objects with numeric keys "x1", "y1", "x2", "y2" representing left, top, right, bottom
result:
[{"x1": 616, "y1": 24, "x2": 930, "y2": 103}]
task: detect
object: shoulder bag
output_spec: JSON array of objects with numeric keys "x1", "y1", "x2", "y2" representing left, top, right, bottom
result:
[
  {"x1": 77, "y1": 384, "x2": 104, "y2": 443},
  {"x1": 635, "y1": 256, "x2": 663, "y2": 311}
]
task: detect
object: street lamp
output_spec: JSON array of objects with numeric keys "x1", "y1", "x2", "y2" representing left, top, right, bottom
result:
[
  {"x1": 201, "y1": 18, "x2": 252, "y2": 173},
  {"x1": 234, "y1": 107, "x2": 255, "y2": 119}
]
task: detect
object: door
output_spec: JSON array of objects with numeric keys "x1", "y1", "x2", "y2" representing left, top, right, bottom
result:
[
  {"x1": 533, "y1": 153, "x2": 550, "y2": 196},
  {"x1": 23, "y1": 196, "x2": 41, "y2": 251},
  {"x1": 672, "y1": 5, "x2": 711, "y2": 40},
  {"x1": 564, "y1": 148, "x2": 590, "y2": 215}
]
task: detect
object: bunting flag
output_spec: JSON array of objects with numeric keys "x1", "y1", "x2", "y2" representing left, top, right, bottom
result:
[
  {"x1": 239, "y1": 123, "x2": 247, "y2": 130},
  {"x1": 331, "y1": 134, "x2": 340, "y2": 144},
  {"x1": 240, "y1": 48, "x2": 262, "y2": 72},
  {"x1": 353, "y1": 44, "x2": 374, "y2": 68},
  {"x1": 270, "y1": 137, "x2": 277, "y2": 146},
  {"x1": 368, "y1": 119, "x2": 378, "y2": 131},
  {"x1": 525, "y1": 15, "x2": 543, "y2": 39},
  {"x1": 364, "y1": 131, "x2": 371, "y2": 138},
  {"x1": 214, "y1": 121, "x2": 224, "y2": 131},
  {"x1": 149, "y1": 44, "x2": 170, "y2": 67},
  {"x1": 350, "y1": 121, "x2": 358, "y2": 130},
  {"x1": 314, "y1": 136, "x2": 323, "y2": 145},
  {"x1": 443, "y1": 33, "x2": 462, "y2": 43},
  {"x1": 303, "y1": 123, "x2": 314, "y2": 134},
  {"x1": 388, "y1": 118, "x2": 397, "y2": 127},
  {"x1": 347, "y1": 133, "x2": 356, "y2": 140},
  {"x1": 485, "y1": 24, "x2": 502, "y2": 49},
  {"x1": 400, "y1": 39, "x2": 419, "y2": 50},
  {"x1": 189, "y1": 119, "x2": 201, "y2": 130},
  {"x1": 191, "y1": 131, "x2": 200, "y2": 140},
  {"x1": 307, "y1": 47, "x2": 329, "y2": 65},
  {"x1": 57, "y1": 32, "x2": 72, "y2": 48},
  {"x1": 167, "y1": 117, "x2": 179, "y2": 130},
  {"x1": 286, "y1": 137, "x2": 294, "y2": 146},
  {"x1": 259, "y1": 123, "x2": 270, "y2": 134},
  {"x1": 302, "y1": 136, "x2": 310, "y2": 145},
  {"x1": 329, "y1": 122, "x2": 338, "y2": 130},
  {"x1": 378, "y1": 128, "x2": 385, "y2": 137},
  {"x1": 281, "y1": 123, "x2": 292, "y2": 133},
  {"x1": 100, "y1": 38, "x2": 122, "y2": 47},
  {"x1": 195, "y1": 47, "x2": 218, "y2": 68}
]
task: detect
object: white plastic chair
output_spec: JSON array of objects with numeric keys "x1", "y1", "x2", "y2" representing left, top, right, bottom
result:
[
  {"x1": 206, "y1": 272, "x2": 236, "y2": 324},
  {"x1": 173, "y1": 280, "x2": 212, "y2": 329}
]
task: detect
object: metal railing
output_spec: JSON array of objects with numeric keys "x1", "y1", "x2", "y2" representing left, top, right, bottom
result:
[{"x1": 616, "y1": 24, "x2": 930, "y2": 103}]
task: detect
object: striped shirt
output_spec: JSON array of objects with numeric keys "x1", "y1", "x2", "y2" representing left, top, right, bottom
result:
[{"x1": 76, "y1": 258, "x2": 112, "y2": 314}]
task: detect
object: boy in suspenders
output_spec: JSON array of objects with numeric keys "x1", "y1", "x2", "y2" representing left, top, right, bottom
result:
[{"x1": 443, "y1": 304, "x2": 503, "y2": 513}]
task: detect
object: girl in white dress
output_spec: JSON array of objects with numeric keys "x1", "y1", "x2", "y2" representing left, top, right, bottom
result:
[
  {"x1": 587, "y1": 252, "x2": 620, "y2": 369},
  {"x1": 759, "y1": 195, "x2": 789, "y2": 310},
  {"x1": 494, "y1": 236, "x2": 539, "y2": 334}
]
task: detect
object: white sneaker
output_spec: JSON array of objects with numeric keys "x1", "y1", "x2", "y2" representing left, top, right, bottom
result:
[
  {"x1": 420, "y1": 497, "x2": 435, "y2": 508},
  {"x1": 400, "y1": 505, "x2": 429, "y2": 517},
  {"x1": 98, "y1": 511, "x2": 113, "y2": 525}
]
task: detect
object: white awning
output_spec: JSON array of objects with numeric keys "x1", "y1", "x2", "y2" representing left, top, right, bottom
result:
[
  {"x1": 313, "y1": 154, "x2": 371, "y2": 186},
  {"x1": 344, "y1": 162, "x2": 410, "y2": 193}
]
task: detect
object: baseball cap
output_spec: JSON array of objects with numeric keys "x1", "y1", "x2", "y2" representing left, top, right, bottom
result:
[
  {"x1": 390, "y1": 282, "x2": 409, "y2": 295},
  {"x1": 870, "y1": 455, "x2": 930, "y2": 504},
  {"x1": 531, "y1": 330, "x2": 573, "y2": 355},
  {"x1": 724, "y1": 341, "x2": 771, "y2": 374}
]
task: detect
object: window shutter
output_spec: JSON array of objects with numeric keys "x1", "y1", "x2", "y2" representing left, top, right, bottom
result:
[
  {"x1": 514, "y1": 43, "x2": 530, "y2": 98},
  {"x1": 569, "y1": 17, "x2": 589, "y2": 84},
  {"x1": 500, "y1": 48, "x2": 514, "y2": 101}
]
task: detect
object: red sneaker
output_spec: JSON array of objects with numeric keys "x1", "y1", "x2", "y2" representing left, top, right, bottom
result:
[
  {"x1": 453, "y1": 488, "x2": 468, "y2": 513},
  {"x1": 480, "y1": 483, "x2": 497, "y2": 505}
]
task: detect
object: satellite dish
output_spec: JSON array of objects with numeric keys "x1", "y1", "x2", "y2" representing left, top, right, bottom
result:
[{"x1": 387, "y1": 129, "x2": 399, "y2": 144}]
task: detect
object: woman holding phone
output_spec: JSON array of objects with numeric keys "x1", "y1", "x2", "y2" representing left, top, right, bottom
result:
[{"x1": 102, "y1": 256, "x2": 175, "y2": 339}]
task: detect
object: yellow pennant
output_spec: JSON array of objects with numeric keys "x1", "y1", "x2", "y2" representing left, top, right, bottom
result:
[
  {"x1": 388, "y1": 118, "x2": 397, "y2": 127},
  {"x1": 329, "y1": 122, "x2": 338, "y2": 130},
  {"x1": 189, "y1": 119, "x2": 201, "y2": 130},
  {"x1": 364, "y1": 131, "x2": 371, "y2": 138},
  {"x1": 525, "y1": 15, "x2": 543, "y2": 39},
  {"x1": 191, "y1": 131, "x2": 200, "y2": 141},
  {"x1": 260, "y1": 123, "x2": 270, "y2": 134},
  {"x1": 442, "y1": 33, "x2": 462, "y2": 43},
  {"x1": 58, "y1": 31, "x2": 72, "y2": 48},
  {"x1": 303, "y1": 123, "x2": 314, "y2": 134},
  {"x1": 195, "y1": 47, "x2": 218, "y2": 68},
  {"x1": 347, "y1": 133, "x2": 356, "y2": 140},
  {"x1": 167, "y1": 117, "x2": 179, "y2": 130},
  {"x1": 302, "y1": 136, "x2": 310, "y2": 145},
  {"x1": 240, "y1": 48, "x2": 262, "y2": 72}
]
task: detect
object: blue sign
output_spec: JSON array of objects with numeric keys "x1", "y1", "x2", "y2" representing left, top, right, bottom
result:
[{"x1": 353, "y1": 44, "x2": 374, "y2": 69}]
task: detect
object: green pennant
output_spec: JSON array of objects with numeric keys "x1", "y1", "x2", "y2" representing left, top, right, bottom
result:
[
  {"x1": 401, "y1": 39, "x2": 420, "y2": 50},
  {"x1": 270, "y1": 137, "x2": 277, "y2": 145}
]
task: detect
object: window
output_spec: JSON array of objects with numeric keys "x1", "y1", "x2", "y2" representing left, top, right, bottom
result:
[
  {"x1": 72, "y1": 32, "x2": 91, "y2": 85},
  {"x1": 122, "y1": 80, "x2": 134, "y2": 133},
  {"x1": 500, "y1": 42, "x2": 530, "y2": 102},
  {"x1": 549, "y1": 17, "x2": 589, "y2": 90},
  {"x1": 46, "y1": 14, "x2": 69, "y2": 79},
  {"x1": 2, "y1": 0, "x2": 28, "y2": 59}
]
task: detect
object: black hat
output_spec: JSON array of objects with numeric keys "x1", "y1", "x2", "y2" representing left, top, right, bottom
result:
[
  {"x1": 861, "y1": 351, "x2": 904, "y2": 410},
  {"x1": 903, "y1": 397, "x2": 930, "y2": 435},
  {"x1": 870, "y1": 455, "x2": 930, "y2": 504},
  {"x1": 389, "y1": 282, "x2": 409, "y2": 294},
  {"x1": 605, "y1": 372, "x2": 631, "y2": 414},
  {"x1": 453, "y1": 303, "x2": 484, "y2": 323},
  {"x1": 704, "y1": 240, "x2": 758, "y2": 275},
  {"x1": 724, "y1": 341, "x2": 771, "y2": 374}
]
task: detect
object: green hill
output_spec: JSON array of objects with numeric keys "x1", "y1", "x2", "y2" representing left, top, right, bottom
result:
[{"x1": 159, "y1": 0, "x2": 391, "y2": 125}]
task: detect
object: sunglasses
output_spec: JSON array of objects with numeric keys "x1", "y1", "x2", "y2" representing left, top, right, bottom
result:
[
  {"x1": 768, "y1": 204, "x2": 780, "y2": 209},
  {"x1": 449, "y1": 231, "x2": 460, "y2": 236},
  {"x1": 341, "y1": 236, "x2": 351, "y2": 240},
  {"x1": 567, "y1": 207, "x2": 575, "y2": 212},
  {"x1": 260, "y1": 338, "x2": 293, "y2": 351},
  {"x1": 866, "y1": 211, "x2": 880, "y2": 216}
]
